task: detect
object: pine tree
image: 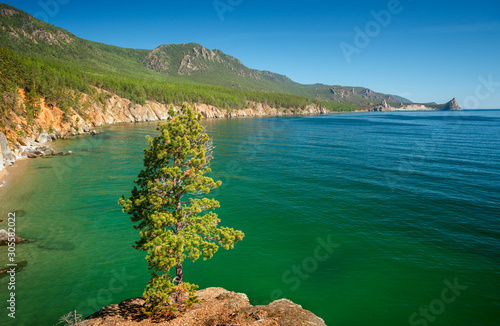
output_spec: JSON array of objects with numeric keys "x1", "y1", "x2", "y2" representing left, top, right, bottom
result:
[{"x1": 119, "y1": 104, "x2": 244, "y2": 317}]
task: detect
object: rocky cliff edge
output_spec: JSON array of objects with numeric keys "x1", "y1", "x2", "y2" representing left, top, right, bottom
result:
[
  {"x1": 81, "y1": 287, "x2": 326, "y2": 326},
  {"x1": 0, "y1": 88, "x2": 329, "y2": 170}
]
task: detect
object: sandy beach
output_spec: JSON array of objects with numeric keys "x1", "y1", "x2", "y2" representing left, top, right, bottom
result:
[
  {"x1": 0, "y1": 167, "x2": 6, "y2": 186},
  {"x1": 0, "y1": 157, "x2": 30, "y2": 189}
]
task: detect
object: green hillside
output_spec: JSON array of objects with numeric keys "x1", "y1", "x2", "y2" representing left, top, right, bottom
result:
[{"x1": 0, "y1": 3, "x2": 413, "y2": 113}]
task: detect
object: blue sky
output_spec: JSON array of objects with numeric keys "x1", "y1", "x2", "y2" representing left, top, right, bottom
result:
[{"x1": 6, "y1": 0, "x2": 500, "y2": 108}]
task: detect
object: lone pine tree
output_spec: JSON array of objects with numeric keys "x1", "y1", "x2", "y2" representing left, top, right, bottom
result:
[{"x1": 119, "y1": 105, "x2": 244, "y2": 316}]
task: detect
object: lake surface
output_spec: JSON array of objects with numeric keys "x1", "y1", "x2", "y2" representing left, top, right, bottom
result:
[{"x1": 0, "y1": 110, "x2": 499, "y2": 326}]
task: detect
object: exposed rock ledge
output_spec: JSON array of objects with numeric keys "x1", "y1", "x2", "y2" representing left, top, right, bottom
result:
[
  {"x1": 81, "y1": 287, "x2": 326, "y2": 326},
  {"x1": 0, "y1": 88, "x2": 329, "y2": 170}
]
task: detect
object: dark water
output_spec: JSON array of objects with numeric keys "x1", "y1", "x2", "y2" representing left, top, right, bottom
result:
[{"x1": 0, "y1": 110, "x2": 499, "y2": 325}]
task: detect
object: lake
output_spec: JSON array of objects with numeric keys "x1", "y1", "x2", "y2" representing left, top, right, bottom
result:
[{"x1": 0, "y1": 109, "x2": 499, "y2": 325}]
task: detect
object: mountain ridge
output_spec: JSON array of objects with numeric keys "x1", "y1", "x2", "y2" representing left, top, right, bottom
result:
[{"x1": 0, "y1": 3, "x2": 412, "y2": 106}]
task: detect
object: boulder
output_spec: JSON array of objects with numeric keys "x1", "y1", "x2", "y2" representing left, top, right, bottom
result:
[
  {"x1": 0, "y1": 261, "x2": 28, "y2": 276},
  {"x1": 49, "y1": 133, "x2": 57, "y2": 141},
  {"x1": 35, "y1": 146, "x2": 52, "y2": 152},
  {"x1": 36, "y1": 130, "x2": 52, "y2": 143},
  {"x1": 0, "y1": 132, "x2": 16, "y2": 165},
  {"x1": 23, "y1": 148, "x2": 44, "y2": 158},
  {"x1": 18, "y1": 138, "x2": 29, "y2": 146},
  {"x1": 382, "y1": 99, "x2": 388, "y2": 108},
  {"x1": 20, "y1": 145, "x2": 60, "y2": 157},
  {"x1": 65, "y1": 128, "x2": 78, "y2": 137},
  {"x1": 42, "y1": 149, "x2": 63, "y2": 156},
  {"x1": 0, "y1": 229, "x2": 26, "y2": 245},
  {"x1": 12, "y1": 144, "x2": 24, "y2": 156},
  {"x1": 22, "y1": 137, "x2": 35, "y2": 146},
  {"x1": 55, "y1": 129, "x2": 62, "y2": 139}
]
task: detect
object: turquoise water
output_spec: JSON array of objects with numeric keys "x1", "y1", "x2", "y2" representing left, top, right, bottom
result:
[{"x1": 0, "y1": 110, "x2": 499, "y2": 325}]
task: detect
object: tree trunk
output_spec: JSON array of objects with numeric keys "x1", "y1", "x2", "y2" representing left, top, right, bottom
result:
[
  {"x1": 175, "y1": 262, "x2": 183, "y2": 284},
  {"x1": 175, "y1": 186, "x2": 183, "y2": 285}
]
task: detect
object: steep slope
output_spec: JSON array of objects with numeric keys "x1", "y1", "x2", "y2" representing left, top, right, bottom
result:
[
  {"x1": 0, "y1": 4, "x2": 149, "y2": 76},
  {"x1": 142, "y1": 42, "x2": 412, "y2": 104},
  {"x1": 142, "y1": 43, "x2": 305, "y2": 92},
  {"x1": 0, "y1": 3, "x2": 410, "y2": 106},
  {"x1": 442, "y1": 97, "x2": 461, "y2": 110}
]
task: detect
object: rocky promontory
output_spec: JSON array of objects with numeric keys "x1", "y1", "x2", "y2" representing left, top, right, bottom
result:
[
  {"x1": 367, "y1": 97, "x2": 462, "y2": 112},
  {"x1": 442, "y1": 97, "x2": 462, "y2": 111},
  {"x1": 81, "y1": 287, "x2": 326, "y2": 326}
]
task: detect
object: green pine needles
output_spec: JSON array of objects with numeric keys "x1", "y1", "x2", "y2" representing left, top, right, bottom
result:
[{"x1": 119, "y1": 104, "x2": 244, "y2": 318}]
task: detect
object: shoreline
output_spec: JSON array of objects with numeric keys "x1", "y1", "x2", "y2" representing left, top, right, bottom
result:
[
  {"x1": 0, "y1": 157, "x2": 30, "y2": 190},
  {"x1": 0, "y1": 109, "x2": 326, "y2": 188},
  {"x1": 0, "y1": 167, "x2": 6, "y2": 187},
  {"x1": 0, "y1": 107, "x2": 459, "y2": 188}
]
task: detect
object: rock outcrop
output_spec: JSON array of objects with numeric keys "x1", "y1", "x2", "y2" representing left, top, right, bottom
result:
[
  {"x1": 367, "y1": 100, "x2": 390, "y2": 112},
  {"x1": 366, "y1": 98, "x2": 462, "y2": 112},
  {"x1": 82, "y1": 287, "x2": 326, "y2": 326},
  {"x1": 35, "y1": 130, "x2": 52, "y2": 143},
  {"x1": 0, "y1": 132, "x2": 16, "y2": 166},
  {"x1": 442, "y1": 97, "x2": 462, "y2": 111},
  {"x1": 0, "y1": 229, "x2": 26, "y2": 245},
  {"x1": 382, "y1": 99, "x2": 388, "y2": 109}
]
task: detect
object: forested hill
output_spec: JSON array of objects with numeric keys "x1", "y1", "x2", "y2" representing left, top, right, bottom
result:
[{"x1": 0, "y1": 3, "x2": 410, "y2": 109}]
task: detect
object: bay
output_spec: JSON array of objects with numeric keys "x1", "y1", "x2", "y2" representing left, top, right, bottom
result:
[{"x1": 0, "y1": 110, "x2": 499, "y2": 325}]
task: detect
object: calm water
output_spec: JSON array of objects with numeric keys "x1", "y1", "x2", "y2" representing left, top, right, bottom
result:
[{"x1": 0, "y1": 110, "x2": 499, "y2": 325}]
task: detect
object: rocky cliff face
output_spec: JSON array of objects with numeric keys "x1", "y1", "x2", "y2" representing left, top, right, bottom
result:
[
  {"x1": 0, "y1": 132, "x2": 15, "y2": 166},
  {"x1": 143, "y1": 43, "x2": 264, "y2": 81},
  {"x1": 442, "y1": 97, "x2": 461, "y2": 111},
  {"x1": 81, "y1": 287, "x2": 326, "y2": 326},
  {"x1": 328, "y1": 86, "x2": 408, "y2": 104},
  {"x1": 0, "y1": 88, "x2": 329, "y2": 169}
]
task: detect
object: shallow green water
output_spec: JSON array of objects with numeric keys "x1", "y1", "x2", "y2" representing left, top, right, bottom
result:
[{"x1": 0, "y1": 110, "x2": 499, "y2": 325}]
